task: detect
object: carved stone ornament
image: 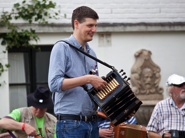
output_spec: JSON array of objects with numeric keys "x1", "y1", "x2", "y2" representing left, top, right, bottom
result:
[{"x1": 130, "y1": 49, "x2": 164, "y2": 100}]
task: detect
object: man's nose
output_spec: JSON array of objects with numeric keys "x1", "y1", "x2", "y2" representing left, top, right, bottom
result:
[{"x1": 92, "y1": 26, "x2": 97, "y2": 32}]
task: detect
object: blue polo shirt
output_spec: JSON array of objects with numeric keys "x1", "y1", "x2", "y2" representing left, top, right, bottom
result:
[{"x1": 48, "y1": 35, "x2": 98, "y2": 116}]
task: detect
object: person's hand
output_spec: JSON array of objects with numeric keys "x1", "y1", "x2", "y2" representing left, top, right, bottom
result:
[
  {"x1": 129, "y1": 111, "x2": 136, "y2": 117},
  {"x1": 99, "y1": 127, "x2": 114, "y2": 138},
  {"x1": 124, "y1": 111, "x2": 135, "y2": 120},
  {"x1": 24, "y1": 123, "x2": 37, "y2": 136},
  {"x1": 162, "y1": 132, "x2": 171, "y2": 138},
  {"x1": 88, "y1": 75, "x2": 107, "y2": 90}
]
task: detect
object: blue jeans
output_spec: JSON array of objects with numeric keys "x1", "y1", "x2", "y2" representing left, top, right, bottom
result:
[{"x1": 56, "y1": 120, "x2": 99, "y2": 138}]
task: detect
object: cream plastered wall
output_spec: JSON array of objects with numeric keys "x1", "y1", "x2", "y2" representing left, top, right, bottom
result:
[
  {"x1": 0, "y1": 30, "x2": 185, "y2": 117},
  {"x1": 1, "y1": 0, "x2": 185, "y2": 117},
  {"x1": 38, "y1": 31, "x2": 185, "y2": 98},
  {"x1": 91, "y1": 32, "x2": 185, "y2": 96}
]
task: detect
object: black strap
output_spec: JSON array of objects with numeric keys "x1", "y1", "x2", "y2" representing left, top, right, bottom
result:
[
  {"x1": 61, "y1": 40, "x2": 117, "y2": 71},
  {"x1": 7, "y1": 130, "x2": 16, "y2": 138},
  {"x1": 162, "y1": 133, "x2": 165, "y2": 138}
]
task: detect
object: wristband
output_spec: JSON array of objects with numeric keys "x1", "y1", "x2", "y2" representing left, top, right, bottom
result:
[{"x1": 21, "y1": 122, "x2": 26, "y2": 131}]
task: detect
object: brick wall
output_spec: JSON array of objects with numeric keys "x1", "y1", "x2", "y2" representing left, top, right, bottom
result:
[{"x1": 1, "y1": 0, "x2": 185, "y2": 23}]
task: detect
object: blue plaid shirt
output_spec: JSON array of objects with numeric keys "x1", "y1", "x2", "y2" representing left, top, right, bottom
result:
[{"x1": 98, "y1": 107, "x2": 137, "y2": 128}]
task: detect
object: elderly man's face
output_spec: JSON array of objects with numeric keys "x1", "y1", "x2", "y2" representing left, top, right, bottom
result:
[
  {"x1": 32, "y1": 107, "x2": 47, "y2": 118},
  {"x1": 178, "y1": 84, "x2": 185, "y2": 100},
  {"x1": 173, "y1": 84, "x2": 185, "y2": 100}
]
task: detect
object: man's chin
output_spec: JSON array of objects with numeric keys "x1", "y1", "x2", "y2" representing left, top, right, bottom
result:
[
  {"x1": 35, "y1": 114, "x2": 44, "y2": 118},
  {"x1": 86, "y1": 35, "x2": 93, "y2": 41},
  {"x1": 87, "y1": 38, "x2": 93, "y2": 42}
]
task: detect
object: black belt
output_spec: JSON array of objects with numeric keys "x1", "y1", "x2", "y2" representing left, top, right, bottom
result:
[{"x1": 56, "y1": 114, "x2": 97, "y2": 122}]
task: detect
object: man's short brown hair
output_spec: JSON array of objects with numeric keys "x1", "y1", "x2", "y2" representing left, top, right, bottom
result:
[{"x1": 72, "y1": 6, "x2": 99, "y2": 29}]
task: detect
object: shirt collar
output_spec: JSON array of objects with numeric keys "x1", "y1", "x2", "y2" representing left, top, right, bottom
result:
[
  {"x1": 170, "y1": 98, "x2": 177, "y2": 108},
  {"x1": 170, "y1": 97, "x2": 185, "y2": 110},
  {"x1": 180, "y1": 103, "x2": 185, "y2": 110},
  {"x1": 68, "y1": 35, "x2": 90, "y2": 53}
]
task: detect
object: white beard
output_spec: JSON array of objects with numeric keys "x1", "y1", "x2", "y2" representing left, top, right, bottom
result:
[{"x1": 179, "y1": 90, "x2": 185, "y2": 100}]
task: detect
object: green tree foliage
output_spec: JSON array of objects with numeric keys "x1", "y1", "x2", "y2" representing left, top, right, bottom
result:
[{"x1": 0, "y1": 0, "x2": 60, "y2": 79}]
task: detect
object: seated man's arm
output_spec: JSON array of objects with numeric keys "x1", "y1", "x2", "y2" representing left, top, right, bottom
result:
[
  {"x1": 148, "y1": 131, "x2": 162, "y2": 138},
  {"x1": 148, "y1": 131, "x2": 171, "y2": 138},
  {"x1": 0, "y1": 118, "x2": 23, "y2": 130},
  {"x1": 0, "y1": 118, "x2": 37, "y2": 136}
]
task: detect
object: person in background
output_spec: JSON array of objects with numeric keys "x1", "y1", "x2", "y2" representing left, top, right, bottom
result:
[
  {"x1": 98, "y1": 107, "x2": 137, "y2": 138},
  {"x1": 147, "y1": 74, "x2": 185, "y2": 138},
  {"x1": 48, "y1": 6, "x2": 107, "y2": 138},
  {"x1": 1, "y1": 86, "x2": 56, "y2": 138}
]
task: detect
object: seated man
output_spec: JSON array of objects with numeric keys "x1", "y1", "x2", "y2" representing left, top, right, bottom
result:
[
  {"x1": 1, "y1": 86, "x2": 56, "y2": 138},
  {"x1": 97, "y1": 107, "x2": 137, "y2": 138},
  {"x1": 147, "y1": 74, "x2": 185, "y2": 138}
]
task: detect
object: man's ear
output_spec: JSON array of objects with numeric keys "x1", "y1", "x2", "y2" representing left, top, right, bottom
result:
[{"x1": 74, "y1": 19, "x2": 79, "y2": 29}]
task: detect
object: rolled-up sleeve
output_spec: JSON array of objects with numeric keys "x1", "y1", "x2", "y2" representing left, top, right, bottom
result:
[{"x1": 48, "y1": 42, "x2": 67, "y2": 93}]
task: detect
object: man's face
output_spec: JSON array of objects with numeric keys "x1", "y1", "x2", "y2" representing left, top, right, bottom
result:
[
  {"x1": 75, "y1": 18, "x2": 97, "y2": 43},
  {"x1": 173, "y1": 84, "x2": 185, "y2": 100},
  {"x1": 178, "y1": 84, "x2": 185, "y2": 99},
  {"x1": 32, "y1": 107, "x2": 47, "y2": 118}
]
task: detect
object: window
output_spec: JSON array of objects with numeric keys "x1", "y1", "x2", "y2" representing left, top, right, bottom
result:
[{"x1": 8, "y1": 46, "x2": 54, "y2": 114}]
